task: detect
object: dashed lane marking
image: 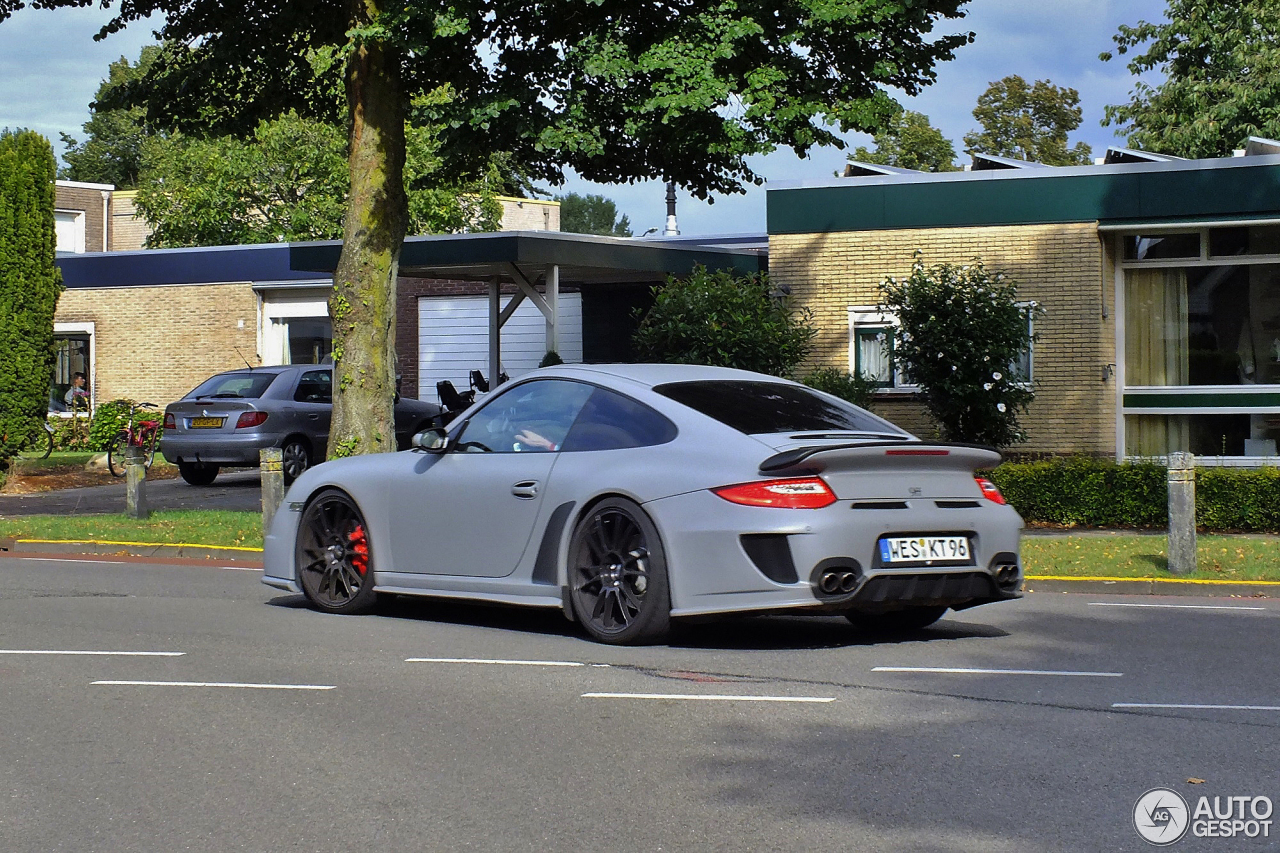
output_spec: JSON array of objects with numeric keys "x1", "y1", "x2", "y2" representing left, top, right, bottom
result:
[
  {"x1": 582, "y1": 692, "x2": 835, "y2": 703},
  {"x1": 406, "y1": 657, "x2": 589, "y2": 667},
  {"x1": 0, "y1": 649, "x2": 184, "y2": 656},
  {"x1": 1088, "y1": 602, "x2": 1268, "y2": 611},
  {"x1": 1114, "y1": 703, "x2": 1280, "y2": 711},
  {"x1": 92, "y1": 680, "x2": 334, "y2": 690},
  {"x1": 873, "y1": 666, "x2": 1123, "y2": 677}
]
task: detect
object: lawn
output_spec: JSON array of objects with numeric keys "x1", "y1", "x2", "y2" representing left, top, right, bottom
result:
[
  {"x1": 0, "y1": 510, "x2": 263, "y2": 551},
  {"x1": 1021, "y1": 534, "x2": 1280, "y2": 582}
]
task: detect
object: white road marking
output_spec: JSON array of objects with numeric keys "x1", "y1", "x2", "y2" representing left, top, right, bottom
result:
[
  {"x1": 0, "y1": 649, "x2": 184, "y2": 656},
  {"x1": 219, "y1": 566, "x2": 263, "y2": 572},
  {"x1": 405, "y1": 657, "x2": 586, "y2": 667},
  {"x1": 1114, "y1": 703, "x2": 1280, "y2": 711},
  {"x1": 92, "y1": 680, "x2": 334, "y2": 690},
  {"x1": 873, "y1": 666, "x2": 1123, "y2": 677},
  {"x1": 582, "y1": 692, "x2": 835, "y2": 703},
  {"x1": 1089, "y1": 602, "x2": 1268, "y2": 611},
  {"x1": 12, "y1": 557, "x2": 128, "y2": 565}
]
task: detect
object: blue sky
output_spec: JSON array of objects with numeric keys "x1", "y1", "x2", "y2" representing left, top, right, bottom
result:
[{"x1": 0, "y1": 0, "x2": 1170, "y2": 235}]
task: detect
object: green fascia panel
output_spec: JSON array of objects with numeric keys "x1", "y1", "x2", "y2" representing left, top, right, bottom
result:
[
  {"x1": 1124, "y1": 392, "x2": 1280, "y2": 408},
  {"x1": 769, "y1": 163, "x2": 1280, "y2": 235}
]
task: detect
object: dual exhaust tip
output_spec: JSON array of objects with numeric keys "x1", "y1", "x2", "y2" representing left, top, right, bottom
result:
[
  {"x1": 818, "y1": 570, "x2": 859, "y2": 596},
  {"x1": 994, "y1": 563, "x2": 1020, "y2": 590}
]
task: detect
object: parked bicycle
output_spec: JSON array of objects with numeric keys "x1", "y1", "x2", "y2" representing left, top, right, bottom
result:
[
  {"x1": 107, "y1": 402, "x2": 161, "y2": 477},
  {"x1": 4, "y1": 417, "x2": 55, "y2": 460}
]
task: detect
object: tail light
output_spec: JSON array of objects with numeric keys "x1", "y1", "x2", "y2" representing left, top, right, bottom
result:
[
  {"x1": 713, "y1": 477, "x2": 836, "y2": 509},
  {"x1": 163, "y1": 413, "x2": 176, "y2": 430},
  {"x1": 235, "y1": 411, "x2": 269, "y2": 429},
  {"x1": 975, "y1": 477, "x2": 1006, "y2": 504}
]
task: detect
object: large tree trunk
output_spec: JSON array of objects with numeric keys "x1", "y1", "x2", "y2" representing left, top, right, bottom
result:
[{"x1": 328, "y1": 0, "x2": 408, "y2": 460}]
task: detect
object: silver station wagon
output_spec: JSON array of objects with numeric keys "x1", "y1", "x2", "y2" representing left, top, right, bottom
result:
[{"x1": 161, "y1": 366, "x2": 442, "y2": 485}]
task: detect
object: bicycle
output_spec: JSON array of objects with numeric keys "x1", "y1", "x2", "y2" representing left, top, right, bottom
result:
[
  {"x1": 107, "y1": 402, "x2": 161, "y2": 477},
  {"x1": 4, "y1": 417, "x2": 55, "y2": 460}
]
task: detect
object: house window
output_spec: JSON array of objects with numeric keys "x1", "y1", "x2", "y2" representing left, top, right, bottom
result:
[
  {"x1": 54, "y1": 210, "x2": 86, "y2": 253},
  {"x1": 849, "y1": 306, "x2": 1033, "y2": 390},
  {"x1": 49, "y1": 329, "x2": 92, "y2": 412}
]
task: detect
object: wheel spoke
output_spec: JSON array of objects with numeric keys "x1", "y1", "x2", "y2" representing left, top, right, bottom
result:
[{"x1": 617, "y1": 584, "x2": 642, "y2": 618}]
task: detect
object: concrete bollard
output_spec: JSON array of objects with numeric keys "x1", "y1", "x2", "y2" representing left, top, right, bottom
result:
[
  {"x1": 261, "y1": 447, "x2": 285, "y2": 537},
  {"x1": 1167, "y1": 451, "x2": 1196, "y2": 575},
  {"x1": 125, "y1": 445, "x2": 150, "y2": 520}
]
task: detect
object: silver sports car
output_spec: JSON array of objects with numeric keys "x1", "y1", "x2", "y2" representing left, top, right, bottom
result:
[{"x1": 262, "y1": 364, "x2": 1024, "y2": 644}]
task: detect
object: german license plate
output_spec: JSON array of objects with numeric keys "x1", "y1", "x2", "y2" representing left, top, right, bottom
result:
[
  {"x1": 880, "y1": 536, "x2": 971, "y2": 565},
  {"x1": 189, "y1": 417, "x2": 225, "y2": 429}
]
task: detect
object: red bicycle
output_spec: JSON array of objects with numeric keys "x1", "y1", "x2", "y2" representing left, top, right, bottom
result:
[{"x1": 107, "y1": 402, "x2": 161, "y2": 477}]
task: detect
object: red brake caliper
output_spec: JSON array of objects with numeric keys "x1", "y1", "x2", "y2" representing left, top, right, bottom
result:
[{"x1": 348, "y1": 525, "x2": 369, "y2": 576}]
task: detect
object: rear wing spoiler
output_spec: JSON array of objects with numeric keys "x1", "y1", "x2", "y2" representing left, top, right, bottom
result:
[{"x1": 759, "y1": 441, "x2": 1002, "y2": 475}]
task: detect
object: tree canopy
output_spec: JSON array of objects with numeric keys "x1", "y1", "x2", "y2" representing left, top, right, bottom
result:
[
  {"x1": 3, "y1": 0, "x2": 975, "y2": 459},
  {"x1": 963, "y1": 75, "x2": 1092, "y2": 166},
  {"x1": 850, "y1": 110, "x2": 958, "y2": 172},
  {"x1": 556, "y1": 192, "x2": 632, "y2": 237},
  {"x1": 59, "y1": 46, "x2": 160, "y2": 188},
  {"x1": 1101, "y1": 1, "x2": 1280, "y2": 158}
]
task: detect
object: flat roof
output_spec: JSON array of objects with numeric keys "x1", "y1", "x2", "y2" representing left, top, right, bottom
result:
[
  {"x1": 768, "y1": 153, "x2": 1280, "y2": 234},
  {"x1": 57, "y1": 230, "x2": 766, "y2": 289}
]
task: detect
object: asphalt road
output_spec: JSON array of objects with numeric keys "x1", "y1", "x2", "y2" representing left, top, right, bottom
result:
[
  {"x1": 0, "y1": 470, "x2": 263, "y2": 516},
  {"x1": 0, "y1": 554, "x2": 1277, "y2": 852}
]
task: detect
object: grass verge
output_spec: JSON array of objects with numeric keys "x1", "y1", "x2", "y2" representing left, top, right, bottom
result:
[
  {"x1": 0, "y1": 510, "x2": 262, "y2": 550},
  {"x1": 1022, "y1": 534, "x2": 1280, "y2": 582}
]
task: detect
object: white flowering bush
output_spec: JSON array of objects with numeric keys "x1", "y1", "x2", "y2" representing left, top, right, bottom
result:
[{"x1": 879, "y1": 256, "x2": 1040, "y2": 448}]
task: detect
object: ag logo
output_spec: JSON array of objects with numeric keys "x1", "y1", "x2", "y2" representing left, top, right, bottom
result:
[{"x1": 1134, "y1": 788, "x2": 1190, "y2": 845}]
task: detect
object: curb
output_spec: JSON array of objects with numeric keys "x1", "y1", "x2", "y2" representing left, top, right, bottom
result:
[{"x1": 1024, "y1": 576, "x2": 1278, "y2": 598}]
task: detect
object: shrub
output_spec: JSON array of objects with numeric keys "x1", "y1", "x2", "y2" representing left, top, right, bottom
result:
[
  {"x1": 0, "y1": 130, "x2": 62, "y2": 465},
  {"x1": 539, "y1": 350, "x2": 564, "y2": 367},
  {"x1": 632, "y1": 265, "x2": 815, "y2": 377},
  {"x1": 988, "y1": 456, "x2": 1280, "y2": 532},
  {"x1": 879, "y1": 255, "x2": 1039, "y2": 448},
  {"x1": 88, "y1": 400, "x2": 159, "y2": 451},
  {"x1": 802, "y1": 367, "x2": 877, "y2": 409},
  {"x1": 49, "y1": 415, "x2": 93, "y2": 451}
]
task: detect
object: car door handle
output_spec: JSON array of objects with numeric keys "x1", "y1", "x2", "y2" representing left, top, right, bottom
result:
[{"x1": 512, "y1": 481, "x2": 540, "y2": 499}]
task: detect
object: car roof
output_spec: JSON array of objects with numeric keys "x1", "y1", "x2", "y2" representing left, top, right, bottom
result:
[{"x1": 533, "y1": 363, "x2": 801, "y2": 389}]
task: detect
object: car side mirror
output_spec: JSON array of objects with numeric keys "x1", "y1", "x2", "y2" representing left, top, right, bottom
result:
[{"x1": 411, "y1": 427, "x2": 450, "y2": 453}]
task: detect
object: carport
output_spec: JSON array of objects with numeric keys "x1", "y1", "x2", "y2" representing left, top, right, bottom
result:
[{"x1": 289, "y1": 230, "x2": 767, "y2": 390}]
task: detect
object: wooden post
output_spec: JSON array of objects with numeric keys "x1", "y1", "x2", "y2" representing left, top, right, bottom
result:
[
  {"x1": 261, "y1": 447, "x2": 285, "y2": 536},
  {"x1": 125, "y1": 445, "x2": 149, "y2": 520},
  {"x1": 1167, "y1": 451, "x2": 1196, "y2": 575}
]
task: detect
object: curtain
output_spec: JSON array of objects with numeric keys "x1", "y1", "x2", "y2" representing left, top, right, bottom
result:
[{"x1": 1125, "y1": 269, "x2": 1190, "y2": 455}]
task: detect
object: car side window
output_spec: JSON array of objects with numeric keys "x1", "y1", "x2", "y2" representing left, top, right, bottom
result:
[
  {"x1": 561, "y1": 388, "x2": 678, "y2": 452},
  {"x1": 454, "y1": 379, "x2": 594, "y2": 453},
  {"x1": 294, "y1": 370, "x2": 332, "y2": 404}
]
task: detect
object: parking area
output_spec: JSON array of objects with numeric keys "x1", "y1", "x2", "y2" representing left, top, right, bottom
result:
[{"x1": 1, "y1": 552, "x2": 1275, "y2": 851}]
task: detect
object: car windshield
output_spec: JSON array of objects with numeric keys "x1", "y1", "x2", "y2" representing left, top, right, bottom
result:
[
  {"x1": 654, "y1": 380, "x2": 908, "y2": 436},
  {"x1": 187, "y1": 372, "x2": 279, "y2": 400}
]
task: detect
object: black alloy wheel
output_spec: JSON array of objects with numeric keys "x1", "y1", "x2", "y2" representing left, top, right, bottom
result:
[
  {"x1": 295, "y1": 489, "x2": 378, "y2": 614},
  {"x1": 281, "y1": 438, "x2": 310, "y2": 484},
  {"x1": 568, "y1": 497, "x2": 670, "y2": 645},
  {"x1": 845, "y1": 605, "x2": 948, "y2": 632},
  {"x1": 178, "y1": 461, "x2": 219, "y2": 486}
]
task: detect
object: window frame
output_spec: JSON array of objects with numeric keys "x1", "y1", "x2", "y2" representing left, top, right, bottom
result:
[{"x1": 847, "y1": 307, "x2": 916, "y2": 393}]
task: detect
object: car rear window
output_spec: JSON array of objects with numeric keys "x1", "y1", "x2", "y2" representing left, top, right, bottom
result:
[
  {"x1": 653, "y1": 380, "x2": 905, "y2": 435},
  {"x1": 187, "y1": 372, "x2": 279, "y2": 400}
]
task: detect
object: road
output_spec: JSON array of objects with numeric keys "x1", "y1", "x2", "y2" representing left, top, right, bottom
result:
[
  {"x1": 0, "y1": 470, "x2": 262, "y2": 516},
  {"x1": 0, "y1": 554, "x2": 1276, "y2": 852}
]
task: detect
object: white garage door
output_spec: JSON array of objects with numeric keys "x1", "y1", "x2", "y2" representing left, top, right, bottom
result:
[{"x1": 418, "y1": 293, "x2": 583, "y2": 399}]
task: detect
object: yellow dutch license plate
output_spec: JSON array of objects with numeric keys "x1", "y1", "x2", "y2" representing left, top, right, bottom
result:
[{"x1": 189, "y1": 417, "x2": 225, "y2": 429}]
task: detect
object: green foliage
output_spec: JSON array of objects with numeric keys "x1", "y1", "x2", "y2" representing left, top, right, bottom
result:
[
  {"x1": 802, "y1": 367, "x2": 877, "y2": 409},
  {"x1": 879, "y1": 256, "x2": 1038, "y2": 448},
  {"x1": 50, "y1": 416, "x2": 93, "y2": 451},
  {"x1": 0, "y1": 130, "x2": 62, "y2": 466},
  {"x1": 59, "y1": 45, "x2": 161, "y2": 188},
  {"x1": 850, "y1": 110, "x2": 958, "y2": 172},
  {"x1": 556, "y1": 192, "x2": 632, "y2": 236},
  {"x1": 1100, "y1": 1, "x2": 1280, "y2": 158},
  {"x1": 539, "y1": 351, "x2": 565, "y2": 368},
  {"x1": 962, "y1": 75, "x2": 1092, "y2": 166},
  {"x1": 990, "y1": 457, "x2": 1280, "y2": 532},
  {"x1": 633, "y1": 266, "x2": 815, "y2": 377},
  {"x1": 87, "y1": 399, "x2": 157, "y2": 451}
]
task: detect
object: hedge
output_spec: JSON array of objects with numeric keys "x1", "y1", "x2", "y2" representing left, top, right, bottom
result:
[{"x1": 988, "y1": 457, "x2": 1280, "y2": 532}]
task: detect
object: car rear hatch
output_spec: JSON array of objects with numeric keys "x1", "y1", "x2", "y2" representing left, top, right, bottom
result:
[
  {"x1": 166, "y1": 398, "x2": 267, "y2": 436},
  {"x1": 757, "y1": 440, "x2": 1001, "y2": 502}
]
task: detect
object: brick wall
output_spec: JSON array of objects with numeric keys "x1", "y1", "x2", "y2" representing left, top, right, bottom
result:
[
  {"x1": 770, "y1": 223, "x2": 1116, "y2": 455},
  {"x1": 55, "y1": 283, "x2": 260, "y2": 407},
  {"x1": 498, "y1": 197, "x2": 560, "y2": 231},
  {"x1": 54, "y1": 184, "x2": 110, "y2": 252},
  {"x1": 109, "y1": 191, "x2": 151, "y2": 251}
]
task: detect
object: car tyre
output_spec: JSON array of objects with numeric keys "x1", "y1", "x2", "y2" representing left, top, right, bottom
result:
[
  {"x1": 845, "y1": 606, "x2": 948, "y2": 632},
  {"x1": 568, "y1": 497, "x2": 670, "y2": 645},
  {"x1": 295, "y1": 489, "x2": 378, "y2": 615},
  {"x1": 178, "y1": 461, "x2": 219, "y2": 486},
  {"x1": 281, "y1": 438, "x2": 310, "y2": 485}
]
